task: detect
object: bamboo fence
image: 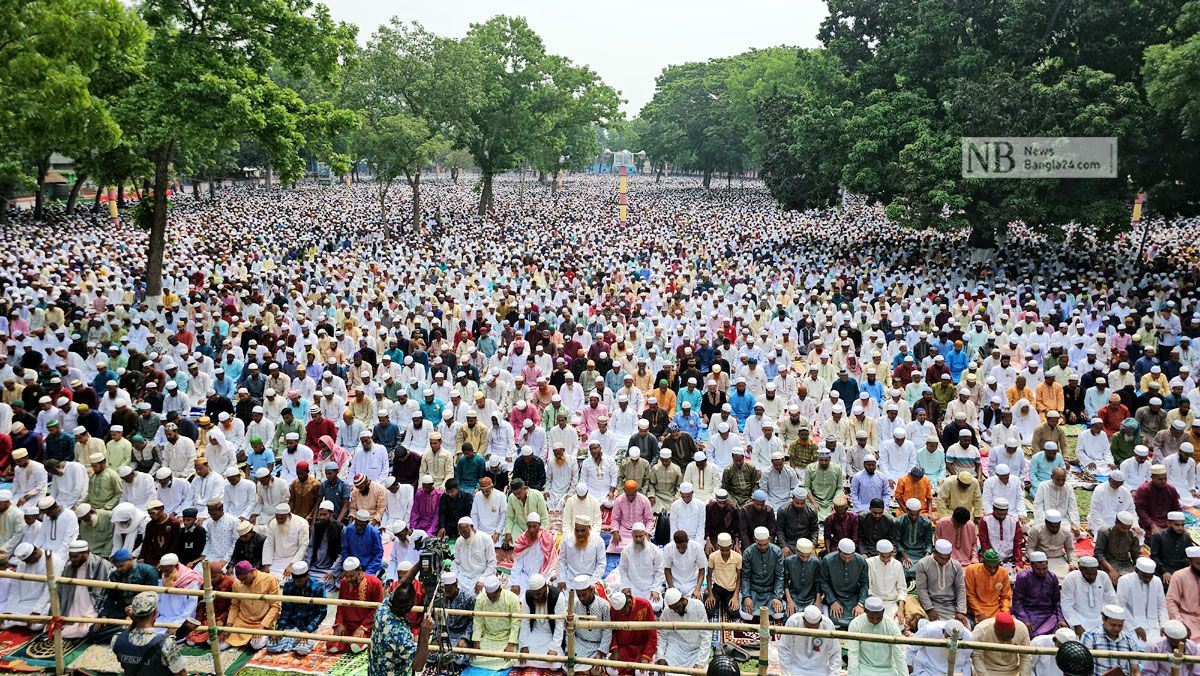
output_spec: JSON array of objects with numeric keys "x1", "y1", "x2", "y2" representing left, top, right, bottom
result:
[{"x1": 0, "y1": 567, "x2": 1194, "y2": 676}]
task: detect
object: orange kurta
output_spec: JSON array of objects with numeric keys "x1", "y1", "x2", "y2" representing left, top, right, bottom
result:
[
  {"x1": 893, "y1": 474, "x2": 934, "y2": 516},
  {"x1": 964, "y1": 562, "x2": 1012, "y2": 620}
]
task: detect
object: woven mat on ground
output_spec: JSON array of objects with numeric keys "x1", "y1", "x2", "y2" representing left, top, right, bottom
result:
[
  {"x1": 2, "y1": 634, "x2": 84, "y2": 668},
  {"x1": 66, "y1": 643, "x2": 251, "y2": 675},
  {"x1": 241, "y1": 630, "x2": 348, "y2": 675},
  {"x1": 460, "y1": 666, "x2": 511, "y2": 676}
]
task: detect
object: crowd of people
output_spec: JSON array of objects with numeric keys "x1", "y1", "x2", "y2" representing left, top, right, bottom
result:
[{"x1": 1, "y1": 174, "x2": 1200, "y2": 675}]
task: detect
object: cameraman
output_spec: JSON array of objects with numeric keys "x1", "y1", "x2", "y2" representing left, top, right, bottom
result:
[{"x1": 366, "y1": 562, "x2": 433, "y2": 674}]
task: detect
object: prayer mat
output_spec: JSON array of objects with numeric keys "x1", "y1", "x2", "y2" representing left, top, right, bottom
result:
[
  {"x1": 460, "y1": 666, "x2": 511, "y2": 676},
  {"x1": 419, "y1": 661, "x2": 466, "y2": 676},
  {"x1": 65, "y1": 643, "x2": 250, "y2": 675},
  {"x1": 0, "y1": 628, "x2": 35, "y2": 660},
  {"x1": 509, "y1": 667, "x2": 562, "y2": 676},
  {"x1": 326, "y1": 648, "x2": 370, "y2": 676},
  {"x1": 2, "y1": 634, "x2": 82, "y2": 667},
  {"x1": 242, "y1": 634, "x2": 346, "y2": 675}
]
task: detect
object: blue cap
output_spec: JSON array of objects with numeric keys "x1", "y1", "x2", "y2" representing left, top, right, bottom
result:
[
  {"x1": 325, "y1": 461, "x2": 339, "y2": 471},
  {"x1": 112, "y1": 548, "x2": 133, "y2": 563},
  {"x1": 752, "y1": 489, "x2": 768, "y2": 502}
]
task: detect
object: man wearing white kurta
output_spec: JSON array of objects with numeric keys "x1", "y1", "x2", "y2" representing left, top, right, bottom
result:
[
  {"x1": 1167, "y1": 443, "x2": 1200, "y2": 506},
  {"x1": 557, "y1": 516, "x2": 606, "y2": 589},
  {"x1": 34, "y1": 496, "x2": 79, "y2": 562},
  {"x1": 561, "y1": 484, "x2": 602, "y2": 534},
  {"x1": 779, "y1": 605, "x2": 841, "y2": 674},
  {"x1": 655, "y1": 589, "x2": 710, "y2": 669},
  {"x1": 470, "y1": 481, "x2": 506, "y2": 545},
  {"x1": 1117, "y1": 556, "x2": 1168, "y2": 642},
  {"x1": 252, "y1": 469, "x2": 289, "y2": 526},
  {"x1": 222, "y1": 468, "x2": 256, "y2": 520},
  {"x1": 382, "y1": 477, "x2": 414, "y2": 531},
  {"x1": 682, "y1": 452, "x2": 719, "y2": 503},
  {"x1": 48, "y1": 459, "x2": 88, "y2": 509},
  {"x1": 517, "y1": 574, "x2": 567, "y2": 670},
  {"x1": 451, "y1": 518, "x2": 498, "y2": 593},
  {"x1": 163, "y1": 430, "x2": 197, "y2": 478},
  {"x1": 1077, "y1": 419, "x2": 1116, "y2": 472},
  {"x1": 2, "y1": 543, "x2": 62, "y2": 627},
  {"x1": 1061, "y1": 556, "x2": 1118, "y2": 635},
  {"x1": 706, "y1": 423, "x2": 741, "y2": 470},
  {"x1": 189, "y1": 460, "x2": 226, "y2": 519},
  {"x1": 909, "y1": 619, "x2": 973, "y2": 675},
  {"x1": 877, "y1": 430, "x2": 917, "y2": 485},
  {"x1": 867, "y1": 541, "x2": 909, "y2": 621},
  {"x1": 578, "y1": 452, "x2": 617, "y2": 507},
  {"x1": 12, "y1": 451, "x2": 48, "y2": 506},
  {"x1": 982, "y1": 464, "x2": 1027, "y2": 519},
  {"x1": 154, "y1": 468, "x2": 189, "y2": 516},
  {"x1": 662, "y1": 534, "x2": 707, "y2": 597},
  {"x1": 118, "y1": 466, "x2": 156, "y2": 510},
  {"x1": 617, "y1": 523, "x2": 665, "y2": 611},
  {"x1": 1089, "y1": 472, "x2": 1136, "y2": 537},
  {"x1": 262, "y1": 504, "x2": 310, "y2": 578},
  {"x1": 278, "y1": 437, "x2": 314, "y2": 482},
  {"x1": 668, "y1": 483, "x2": 706, "y2": 544}
]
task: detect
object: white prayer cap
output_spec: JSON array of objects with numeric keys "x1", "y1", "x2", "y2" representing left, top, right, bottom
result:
[
  {"x1": 117, "y1": 465, "x2": 133, "y2": 477},
  {"x1": 1005, "y1": 439, "x2": 1019, "y2": 448},
  {"x1": 1079, "y1": 556, "x2": 1099, "y2": 568},
  {"x1": 863, "y1": 453, "x2": 877, "y2": 463},
  {"x1": 285, "y1": 432, "x2": 299, "y2": 441},
  {"x1": 397, "y1": 561, "x2": 415, "y2": 573},
  {"x1": 68, "y1": 540, "x2": 89, "y2": 553},
  {"x1": 574, "y1": 515, "x2": 592, "y2": 527},
  {"x1": 1044, "y1": 509, "x2": 1062, "y2": 523},
  {"x1": 13, "y1": 543, "x2": 34, "y2": 560},
  {"x1": 659, "y1": 449, "x2": 672, "y2": 458},
  {"x1": 754, "y1": 526, "x2": 770, "y2": 542},
  {"x1": 292, "y1": 562, "x2": 309, "y2": 576},
  {"x1": 421, "y1": 474, "x2": 434, "y2": 484},
  {"x1": 693, "y1": 452, "x2": 706, "y2": 462},
  {"x1": 1135, "y1": 445, "x2": 1150, "y2": 456},
  {"x1": 992, "y1": 497, "x2": 1010, "y2": 509},
  {"x1": 1043, "y1": 442, "x2": 1058, "y2": 451},
  {"x1": 1102, "y1": 604, "x2": 1126, "y2": 620},
  {"x1": 1110, "y1": 470, "x2": 1125, "y2": 482},
  {"x1": 877, "y1": 540, "x2": 894, "y2": 554},
  {"x1": 905, "y1": 498, "x2": 922, "y2": 511},
  {"x1": 608, "y1": 591, "x2": 627, "y2": 610},
  {"x1": 995, "y1": 463, "x2": 1010, "y2": 476},
  {"x1": 36, "y1": 495, "x2": 56, "y2": 509},
  {"x1": 632, "y1": 522, "x2": 647, "y2": 533},
  {"x1": 837, "y1": 538, "x2": 856, "y2": 554},
  {"x1": 864, "y1": 597, "x2": 885, "y2": 612},
  {"x1": 679, "y1": 482, "x2": 694, "y2": 494},
  {"x1": 110, "y1": 425, "x2": 123, "y2": 433},
  {"x1": 1029, "y1": 551, "x2": 1048, "y2": 563},
  {"x1": 717, "y1": 422, "x2": 730, "y2": 433},
  {"x1": 797, "y1": 538, "x2": 814, "y2": 553},
  {"x1": 457, "y1": 516, "x2": 473, "y2": 527},
  {"x1": 342, "y1": 557, "x2": 361, "y2": 571},
  {"x1": 1164, "y1": 620, "x2": 1189, "y2": 640},
  {"x1": 22, "y1": 504, "x2": 38, "y2": 516},
  {"x1": 222, "y1": 467, "x2": 239, "y2": 478},
  {"x1": 1054, "y1": 627, "x2": 1077, "y2": 644},
  {"x1": 638, "y1": 419, "x2": 649, "y2": 429},
  {"x1": 1117, "y1": 511, "x2": 1136, "y2": 526},
  {"x1": 526, "y1": 512, "x2": 542, "y2": 523},
  {"x1": 571, "y1": 575, "x2": 591, "y2": 591},
  {"x1": 934, "y1": 539, "x2": 953, "y2": 555},
  {"x1": 1188, "y1": 546, "x2": 1200, "y2": 559},
  {"x1": 527, "y1": 574, "x2": 546, "y2": 591},
  {"x1": 275, "y1": 504, "x2": 291, "y2": 515},
  {"x1": 802, "y1": 606, "x2": 823, "y2": 623},
  {"x1": 480, "y1": 575, "x2": 501, "y2": 592},
  {"x1": 159, "y1": 553, "x2": 180, "y2": 567},
  {"x1": 1136, "y1": 557, "x2": 1157, "y2": 573},
  {"x1": 319, "y1": 500, "x2": 335, "y2": 512},
  {"x1": 1169, "y1": 511, "x2": 1186, "y2": 522},
  {"x1": 441, "y1": 572, "x2": 458, "y2": 586},
  {"x1": 664, "y1": 588, "x2": 682, "y2": 606},
  {"x1": 575, "y1": 482, "x2": 588, "y2": 496}
]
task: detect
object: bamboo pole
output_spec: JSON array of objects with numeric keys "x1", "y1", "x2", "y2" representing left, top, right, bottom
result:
[
  {"x1": 44, "y1": 551, "x2": 64, "y2": 676},
  {"x1": 945, "y1": 627, "x2": 959, "y2": 676},
  {"x1": 1172, "y1": 643, "x2": 1184, "y2": 676},
  {"x1": 565, "y1": 590, "x2": 576, "y2": 673},
  {"x1": 202, "y1": 560, "x2": 225, "y2": 676},
  {"x1": 757, "y1": 606, "x2": 768, "y2": 676}
]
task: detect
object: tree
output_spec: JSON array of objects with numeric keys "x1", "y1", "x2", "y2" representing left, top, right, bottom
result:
[
  {"x1": 452, "y1": 16, "x2": 617, "y2": 215},
  {"x1": 128, "y1": 0, "x2": 355, "y2": 302},
  {"x1": 0, "y1": 0, "x2": 145, "y2": 217},
  {"x1": 343, "y1": 20, "x2": 462, "y2": 227},
  {"x1": 439, "y1": 148, "x2": 474, "y2": 183},
  {"x1": 526, "y1": 56, "x2": 620, "y2": 194}
]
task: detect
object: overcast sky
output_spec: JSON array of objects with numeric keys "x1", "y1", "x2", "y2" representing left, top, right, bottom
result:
[{"x1": 322, "y1": 0, "x2": 829, "y2": 116}]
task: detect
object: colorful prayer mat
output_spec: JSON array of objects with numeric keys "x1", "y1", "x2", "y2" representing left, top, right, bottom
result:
[{"x1": 64, "y1": 643, "x2": 250, "y2": 675}]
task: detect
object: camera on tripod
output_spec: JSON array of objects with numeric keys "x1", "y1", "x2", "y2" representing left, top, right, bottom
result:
[{"x1": 417, "y1": 534, "x2": 451, "y2": 589}]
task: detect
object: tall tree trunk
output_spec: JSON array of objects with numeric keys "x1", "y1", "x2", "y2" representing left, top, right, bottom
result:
[
  {"x1": 93, "y1": 185, "x2": 103, "y2": 213},
  {"x1": 702, "y1": 168, "x2": 713, "y2": 190},
  {"x1": 208, "y1": 180, "x2": 216, "y2": 199},
  {"x1": 450, "y1": 167, "x2": 459, "y2": 184},
  {"x1": 537, "y1": 171, "x2": 546, "y2": 184},
  {"x1": 378, "y1": 177, "x2": 393, "y2": 223},
  {"x1": 117, "y1": 184, "x2": 125, "y2": 208},
  {"x1": 477, "y1": 171, "x2": 494, "y2": 216},
  {"x1": 66, "y1": 172, "x2": 88, "y2": 214},
  {"x1": 727, "y1": 171, "x2": 732, "y2": 189},
  {"x1": 146, "y1": 141, "x2": 175, "y2": 303},
  {"x1": 656, "y1": 165, "x2": 663, "y2": 184},
  {"x1": 408, "y1": 168, "x2": 421, "y2": 232},
  {"x1": 33, "y1": 156, "x2": 49, "y2": 219},
  {"x1": 264, "y1": 163, "x2": 273, "y2": 188},
  {"x1": 192, "y1": 179, "x2": 201, "y2": 200}
]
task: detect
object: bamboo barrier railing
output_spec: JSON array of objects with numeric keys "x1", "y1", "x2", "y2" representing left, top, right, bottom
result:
[{"x1": 1, "y1": 566, "x2": 1194, "y2": 676}]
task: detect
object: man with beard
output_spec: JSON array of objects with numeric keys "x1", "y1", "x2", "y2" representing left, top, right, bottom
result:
[
  {"x1": 516, "y1": 573, "x2": 566, "y2": 670},
  {"x1": 509, "y1": 512, "x2": 557, "y2": 594},
  {"x1": 56, "y1": 539, "x2": 114, "y2": 640}
]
